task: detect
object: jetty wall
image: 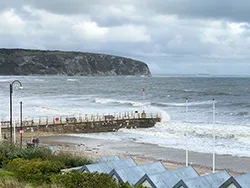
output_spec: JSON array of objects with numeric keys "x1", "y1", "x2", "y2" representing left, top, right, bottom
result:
[
  {"x1": 30, "y1": 118, "x2": 160, "y2": 134},
  {"x1": 0, "y1": 112, "x2": 161, "y2": 137}
]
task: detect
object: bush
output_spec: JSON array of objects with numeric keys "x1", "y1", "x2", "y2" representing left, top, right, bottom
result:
[
  {"x1": 0, "y1": 178, "x2": 26, "y2": 188},
  {"x1": 51, "y1": 171, "x2": 119, "y2": 188},
  {"x1": 51, "y1": 152, "x2": 93, "y2": 168},
  {"x1": 6, "y1": 158, "x2": 64, "y2": 185},
  {"x1": 118, "y1": 182, "x2": 134, "y2": 188},
  {"x1": 0, "y1": 142, "x2": 92, "y2": 169},
  {"x1": 20, "y1": 147, "x2": 53, "y2": 160},
  {"x1": 0, "y1": 155, "x2": 8, "y2": 168},
  {"x1": 0, "y1": 142, "x2": 22, "y2": 166},
  {"x1": 0, "y1": 169, "x2": 15, "y2": 180}
]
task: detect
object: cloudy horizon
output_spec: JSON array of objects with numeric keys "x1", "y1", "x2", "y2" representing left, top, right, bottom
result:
[{"x1": 0, "y1": 0, "x2": 250, "y2": 75}]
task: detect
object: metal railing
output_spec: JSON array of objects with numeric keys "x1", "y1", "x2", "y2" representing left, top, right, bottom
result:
[{"x1": 1, "y1": 111, "x2": 161, "y2": 128}]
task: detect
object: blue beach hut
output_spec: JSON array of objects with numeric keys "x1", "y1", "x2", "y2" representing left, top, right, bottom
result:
[
  {"x1": 236, "y1": 173, "x2": 250, "y2": 188},
  {"x1": 94, "y1": 155, "x2": 120, "y2": 163},
  {"x1": 134, "y1": 166, "x2": 199, "y2": 188},
  {"x1": 174, "y1": 171, "x2": 241, "y2": 188},
  {"x1": 109, "y1": 161, "x2": 167, "y2": 185},
  {"x1": 78, "y1": 158, "x2": 137, "y2": 173}
]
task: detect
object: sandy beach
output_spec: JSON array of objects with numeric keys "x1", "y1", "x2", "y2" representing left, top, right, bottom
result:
[{"x1": 35, "y1": 134, "x2": 250, "y2": 177}]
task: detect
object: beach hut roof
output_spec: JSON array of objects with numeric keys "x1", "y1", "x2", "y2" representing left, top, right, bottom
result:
[
  {"x1": 135, "y1": 166, "x2": 199, "y2": 188},
  {"x1": 109, "y1": 161, "x2": 167, "y2": 185},
  {"x1": 236, "y1": 173, "x2": 250, "y2": 188},
  {"x1": 174, "y1": 171, "x2": 233, "y2": 188},
  {"x1": 204, "y1": 171, "x2": 231, "y2": 187},
  {"x1": 78, "y1": 158, "x2": 136, "y2": 173},
  {"x1": 219, "y1": 177, "x2": 242, "y2": 188},
  {"x1": 94, "y1": 155, "x2": 120, "y2": 163}
]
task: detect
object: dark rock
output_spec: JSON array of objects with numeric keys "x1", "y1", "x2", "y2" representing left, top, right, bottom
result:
[{"x1": 0, "y1": 48, "x2": 151, "y2": 76}]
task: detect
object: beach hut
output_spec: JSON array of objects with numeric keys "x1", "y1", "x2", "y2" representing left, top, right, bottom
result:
[
  {"x1": 94, "y1": 155, "x2": 120, "y2": 163},
  {"x1": 173, "y1": 171, "x2": 241, "y2": 188},
  {"x1": 109, "y1": 161, "x2": 167, "y2": 185},
  {"x1": 134, "y1": 166, "x2": 199, "y2": 188},
  {"x1": 61, "y1": 155, "x2": 121, "y2": 174},
  {"x1": 236, "y1": 173, "x2": 250, "y2": 188},
  {"x1": 78, "y1": 158, "x2": 137, "y2": 173}
]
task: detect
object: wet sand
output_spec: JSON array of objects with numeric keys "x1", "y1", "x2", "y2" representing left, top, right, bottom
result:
[{"x1": 38, "y1": 134, "x2": 250, "y2": 176}]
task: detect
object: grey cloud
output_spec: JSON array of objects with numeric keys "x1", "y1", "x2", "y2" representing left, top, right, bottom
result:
[
  {"x1": 0, "y1": 0, "x2": 250, "y2": 75},
  {"x1": 145, "y1": 0, "x2": 250, "y2": 23},
  {"x1": 23, "y1": 0, "x2": 129, "y2": 15}
]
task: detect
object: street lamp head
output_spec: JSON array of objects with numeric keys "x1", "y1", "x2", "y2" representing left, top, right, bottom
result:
[
  {"x1": 12, "y1": 80, "x2": 23, "y2": 90},
  {"x1": 18, "y1": 85, "x2": 24, "y2": 90}
]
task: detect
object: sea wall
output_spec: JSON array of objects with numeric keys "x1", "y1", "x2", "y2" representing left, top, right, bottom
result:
[
  {"x1": 34, "y1": 118, "x2": 160, "y2": 133},
  {"x1": 1, "y1": 117, "x2": 161, "y2": 136}
]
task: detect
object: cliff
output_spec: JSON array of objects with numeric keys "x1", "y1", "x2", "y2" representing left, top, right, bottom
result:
[{"x1": 0, "y1": 49, "x2": 151, "y2": 76}]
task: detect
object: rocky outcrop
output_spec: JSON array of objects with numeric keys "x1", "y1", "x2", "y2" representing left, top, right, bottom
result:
[{"x1": 0, "y1": 49, "x2": 151, "y2": 76}]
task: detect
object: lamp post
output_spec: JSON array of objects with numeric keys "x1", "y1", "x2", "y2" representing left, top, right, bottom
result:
[
  {"x1": 212, "y1": 99, "x2": 216, "y2": 173},
  {"x1": 10, "y1": 80, "x2": 23, "y2": 144},
  {"x1": 185, "y1": 97, "x2": 189, "y2": 166},
  {"x1": 20, "y1": 101, "x2": 23, "y2": 147}
]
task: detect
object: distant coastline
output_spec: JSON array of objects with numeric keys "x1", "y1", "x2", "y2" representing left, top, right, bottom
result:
[
  {"x1": 152, "y1": 74, "x2": 250, "y2": 78},
  {"x1": 0, "y1": 48, "x2": 151, "y2": 76}
]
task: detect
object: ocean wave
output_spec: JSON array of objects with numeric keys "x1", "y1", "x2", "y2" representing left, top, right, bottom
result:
[
  {"x1": 184, "y1": 89, "x2": 195, "y2": 93},
  {"x1": 94, "y1": 98, "x2": 150, "y2": 107},
  {"x1": 34, "y1": 79, "x2": 45, "y2": 82},
  {"x1": 225, "y1": 111, "x2": 250, "y2": 117},
  {"x1": 236, "y1": 111, "x2": 249, "y2": 116},
  {"x1": 0, "y1": 79, "x2": 13, "y2": 82},
  {"x1": 67, "y1": 79, "x2": 78, "y2": 82},
  {"x1": 200, "y1": 91, "x2": 235, "y2": 96},
  {"x1": 151, "y1": 100, "x2": 213, "y2": 107},
  {"x1": 111, "y1": 122, "x2": 250, "y2": 157}
]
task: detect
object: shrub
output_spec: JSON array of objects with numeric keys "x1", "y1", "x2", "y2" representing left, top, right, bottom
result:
[
  {"x1": 0, "y1": 169, "x2": 15, "y2": 180},
  {"x1": 51, "y1": 152, "x2": 93, "y2": 168},
  {"x1": 0, "y1": 178, "x2": 26, "y2": 188},
  {"x1": 20, "y1": 147, "x2": 53, "y2": 161},
  {"x1": 0, "y1": 155, "x2": 8, "y2": 168},
  {"x1": 118, "y1": 182, "x2": 134, "y2": 188},
  {"x1": 51, "y1": 171, "x2": 118, "y2": 188},
  {"x1": 0, "y1": 142, "x2": 22, "y2": 165},
  {"x1": 6, "y1": 158, "x2": 64, "y2": 185}
]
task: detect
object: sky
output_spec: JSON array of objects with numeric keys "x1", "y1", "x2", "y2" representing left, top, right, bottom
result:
[{"x1": 0, "y1": 0, "x2": 250, "y2": 75}]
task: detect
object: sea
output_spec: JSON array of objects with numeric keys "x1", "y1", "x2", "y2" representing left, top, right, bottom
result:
[{"x1": 0, "y1": 75, "x2": 250, "y2": 157}]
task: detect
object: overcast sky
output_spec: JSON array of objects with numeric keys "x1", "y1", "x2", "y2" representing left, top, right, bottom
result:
[{"x1": 0, "y1": 0, "x2": 250, "y2": 75}]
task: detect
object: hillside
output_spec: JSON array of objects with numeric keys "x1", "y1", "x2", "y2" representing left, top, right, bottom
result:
[{"x1": 0, "y1": 49, "x2": 151, "y2": 76}]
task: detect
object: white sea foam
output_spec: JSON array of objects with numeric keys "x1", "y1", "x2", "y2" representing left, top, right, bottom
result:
[
  {"x1": 67, "y1": 79, "x2": 78, "y2": 82},
  {"x1": 158, "y1": 101, "x2": 214, "y2": 107},
  {"x1": 34, "y1": 79, "x2": 45, "y2": 82},
  {"x1": 71, "y1": 133, "x2": 122, "y2": 141},
  {"x1": 94, "y1": 98, "x2": 150, "y2": 107},
  {"x1": 73, "y1": 120, "x2": 250, "y2": 157}
]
